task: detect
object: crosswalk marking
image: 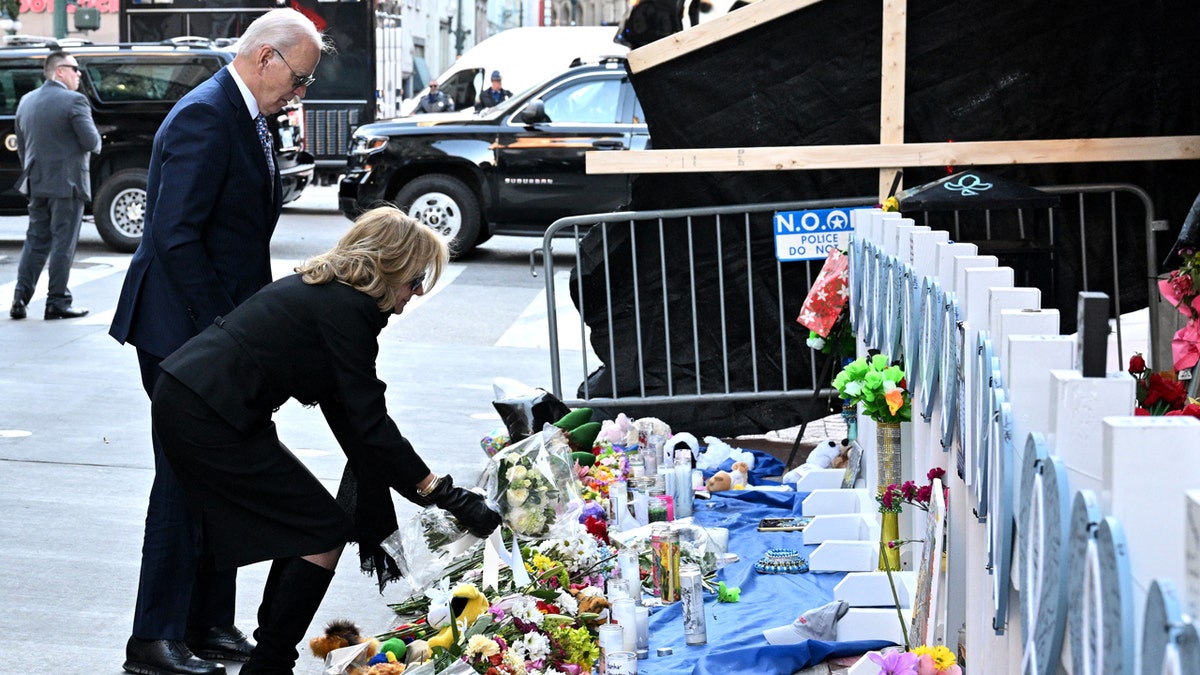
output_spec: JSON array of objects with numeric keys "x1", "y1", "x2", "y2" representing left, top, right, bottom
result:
[{"x1": 495, "y1": 271, "x2": 594, "y2": 354}]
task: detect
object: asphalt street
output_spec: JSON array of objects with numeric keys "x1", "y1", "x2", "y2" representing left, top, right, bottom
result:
[{"x1": 0, "y1": 186, "x2": 592, "y2": 674}]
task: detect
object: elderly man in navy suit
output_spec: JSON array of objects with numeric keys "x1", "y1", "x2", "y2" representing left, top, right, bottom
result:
[
  {"x1": 9, "y1": 50, "x2": 101, "y2": 320},
  {"x1": 109, "y1": 9, "x2": 329, "y2": 675}
]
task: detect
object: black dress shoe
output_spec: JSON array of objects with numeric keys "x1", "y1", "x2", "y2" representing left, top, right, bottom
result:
[
  {"x1": 124, "y1": 637, "x2": 225, "y2": 675},
  {"x1": 44, "y1": 305, "x2": 88, "y2": 320},
  {"x1": 185, "y1": 625, "x2": 255, "y2": 662},
  {"x1": 9, "y1": 299, "x2": 25, "y2": 320}
]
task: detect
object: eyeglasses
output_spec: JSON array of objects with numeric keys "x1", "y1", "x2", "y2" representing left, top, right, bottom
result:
[
  {"x1": 271, "y1": 47, "x2": 316, "y2": 89},
  {"x1": 57, "y1": 64, "x2": 80, "y2": 73},
  {"x1": 429, "y1": 84, "x2": 438, "y2": 89},
  {"x1": 408, "y1": 274, "x2": 425, "y2": 293}
]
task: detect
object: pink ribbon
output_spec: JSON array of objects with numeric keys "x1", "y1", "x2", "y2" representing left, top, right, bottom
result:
[{"x1": 1171, "y1": 321, "x2": 1200, "y2": 371}]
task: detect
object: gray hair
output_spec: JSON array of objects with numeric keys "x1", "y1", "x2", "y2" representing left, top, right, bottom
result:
[
  {"x1": 237, "y1": 8, "x2": 330, "y2": 57},
  {"x1": 43, "y1": 51, "x2": 71, "y2": 80}
]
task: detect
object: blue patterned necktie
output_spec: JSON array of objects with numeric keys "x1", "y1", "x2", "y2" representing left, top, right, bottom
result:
[{"x1": 255, "y1": 113, "x2": 275, "y2": 180}]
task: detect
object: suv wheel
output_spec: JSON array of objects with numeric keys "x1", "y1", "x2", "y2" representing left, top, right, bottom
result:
[
  {"x1": 394, "y1": 174, "x2": 481, "y2": 258},
  {"x1": 94, "y1": 168, "x2": 148, "y2": 253}
]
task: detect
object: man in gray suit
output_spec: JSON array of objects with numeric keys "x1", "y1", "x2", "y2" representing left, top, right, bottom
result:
[{"x1": 9, "y1": 50, "x2": 102, "y2": 320}]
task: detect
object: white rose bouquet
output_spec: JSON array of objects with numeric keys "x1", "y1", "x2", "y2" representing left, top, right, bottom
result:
[{"x1": 484, "y1": 425, "x2": 583, "y2": 539}]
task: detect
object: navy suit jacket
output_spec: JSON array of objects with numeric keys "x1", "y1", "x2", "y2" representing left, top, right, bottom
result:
[{"x1": 110, "y1": 67, "x2": 283, "y2": 359}]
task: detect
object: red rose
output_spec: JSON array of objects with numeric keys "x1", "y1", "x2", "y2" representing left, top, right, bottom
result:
[
  {"x1": 927, "y1": 467, "x2": 946, "y2": 482},
  {"x1": 1145, "y1": 372, "x2": 1187, "y2": 408},
  {"x1": 1128, "y1": 353, "x2": 1146, "y2": 374},
  {"x1": 583, "y1": 514, "x2": 609, "y2": 542},
  {"x1": 1135, "y1": 407, "x2": 1151, "y2": 416}
]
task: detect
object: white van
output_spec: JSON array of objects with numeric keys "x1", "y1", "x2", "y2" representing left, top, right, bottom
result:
[{"x1": 399, "y1": 26, "x2": 628, "y2": 116}]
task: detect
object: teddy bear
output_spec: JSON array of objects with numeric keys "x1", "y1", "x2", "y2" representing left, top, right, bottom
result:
[
  {"x1": 781, "y1": 439, "x2": 849, "y2": 485},
  {"x1": 705, "y1": 471, "x2": 732, "y2": 492}
]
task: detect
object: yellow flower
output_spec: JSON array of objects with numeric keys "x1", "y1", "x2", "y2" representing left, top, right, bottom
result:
[{"x1": 912, "y1": 644, "x2": 957, "y2": 669}]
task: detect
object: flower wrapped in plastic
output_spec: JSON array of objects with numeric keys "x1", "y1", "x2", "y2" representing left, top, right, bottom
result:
[
  {"x1": 381, "y1": 507, "x2": 479, "y2": 596},
  {"x1": 483, "y1": 425, "x2": 584, "y2": 539}
]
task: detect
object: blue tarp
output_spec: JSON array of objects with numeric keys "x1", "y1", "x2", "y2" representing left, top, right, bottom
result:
[{"x1": 640, "y1": 489, "x2": 895, "y2": 674}]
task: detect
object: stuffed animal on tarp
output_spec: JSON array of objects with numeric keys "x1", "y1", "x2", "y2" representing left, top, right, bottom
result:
[
  {"x1": 309, "y1": 619, "x2": 379, "y2": 663},
  {"x1": 729, "y1": 461, "x2": 750, "y2": 488},
  {"x1": 705, "y1": 471, "x2": 732, "y2": 492},
  {"x1": 427, "y1": 584, "x2": 491, "y2": 650},
  {"x1": 781, "y1": 439, "x2": 850, "y2": 485}
]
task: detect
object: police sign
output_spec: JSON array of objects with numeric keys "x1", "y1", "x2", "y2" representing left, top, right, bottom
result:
[{"x1": 773, "y1": 207, "x2": 863, "y2": 261}]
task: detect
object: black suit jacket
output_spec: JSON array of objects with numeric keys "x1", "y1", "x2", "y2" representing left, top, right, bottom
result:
[
  {"x1": 160, "y1": 275, "x2": 431, "y2": 499},
  {"x1": 110, "y1": 67, "x2": 282, "y2": 358}
]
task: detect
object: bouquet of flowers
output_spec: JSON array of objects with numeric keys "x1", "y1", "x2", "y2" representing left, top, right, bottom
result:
[
  {"x1": 867, "y1": 644, "x2": 962, "y2": 675},
  {"x1": 1128, "y1": 353, "x2": 1200, "y2": 418},
  {"x1": 1159, "y1": 247, "x2": 1200, "y2": 371},
  {"x1": 834, "y1": 353, "x2": 912, "y2": 423},
  {"x1": 484, "y1": 426, "x2": 584, "y2": 539}
]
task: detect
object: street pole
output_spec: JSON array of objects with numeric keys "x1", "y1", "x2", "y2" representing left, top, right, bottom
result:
[
  {"x1": 453, "y1": 0, "x2": 468, "y2": 56},
  {"x1": 53, "y1": 0, "x2": 67, "y2": 39}
]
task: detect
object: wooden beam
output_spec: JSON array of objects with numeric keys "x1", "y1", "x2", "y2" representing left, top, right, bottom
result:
[
  {"x1": 627, "y1": 0, "x2": 824, "y2": 74},
  {"x1": 879, "y1": 0, "x2": 906, "y2": 200},
  {"x1": 586, "y1": 136, "x2": 1200, "y2": 174}
]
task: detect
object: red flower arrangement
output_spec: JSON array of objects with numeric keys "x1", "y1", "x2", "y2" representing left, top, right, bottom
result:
[{"x1": 1129, "y1": 352, "x2": 1200, "y2": 418}]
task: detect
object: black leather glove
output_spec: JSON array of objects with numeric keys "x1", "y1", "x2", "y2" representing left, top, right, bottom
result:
[{"x1": 426, "y1": 474, "x2": 502, "y2": 538}]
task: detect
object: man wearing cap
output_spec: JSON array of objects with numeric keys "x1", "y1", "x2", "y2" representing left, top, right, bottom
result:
[{"x1": 478, "y1": 70, "x2": 512, "y2": 109}]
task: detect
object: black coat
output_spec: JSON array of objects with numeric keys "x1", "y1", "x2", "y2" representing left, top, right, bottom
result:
[{"x1": 157, "y1": 274, "x2": 430, "y2": 580}]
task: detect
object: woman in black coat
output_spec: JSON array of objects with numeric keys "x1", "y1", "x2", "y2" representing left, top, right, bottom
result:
[{"x1": 151, "y1": 206, "x2": 501, "y2": 674}]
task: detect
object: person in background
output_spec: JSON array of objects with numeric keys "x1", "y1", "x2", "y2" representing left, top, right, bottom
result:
[
  {"x1": 477, "y1": 70, "x2": 512, "y2": 109},
  {"x1": 151, "y1": 206, "x2": 502, "y2": 674},
  {"x1": 416, "y1": 80, "x2": 454, "y2": 113},
  {"x1": 109, "y1": 9, "x2": 330, "y2": 675},
  {"x1": 9, "y1": 50, "x2": 101, "y2": 321}
]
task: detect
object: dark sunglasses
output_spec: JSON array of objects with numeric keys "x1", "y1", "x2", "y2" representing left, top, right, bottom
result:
[
  {"x1": 57, "y1": 64, "x2": 80, "y2": 73},
  {"x1": 408, "y1": 274, "x2": 425, "y2": 293},
  {"x1": 271, "y1": 47, "x2": 316, "y2": 89}
]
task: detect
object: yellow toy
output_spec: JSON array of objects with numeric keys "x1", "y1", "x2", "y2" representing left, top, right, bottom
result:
[{"x1": 427, "y1": 584, "x2": 491, "y2": 650}]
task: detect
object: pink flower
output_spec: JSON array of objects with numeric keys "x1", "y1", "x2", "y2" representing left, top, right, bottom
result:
[
  {"x1": 868, "y1": 650, "x2": 918, "y2": 674},
  {"x1": 926, "y1": 467, "x2": 945, "y2": 483}
]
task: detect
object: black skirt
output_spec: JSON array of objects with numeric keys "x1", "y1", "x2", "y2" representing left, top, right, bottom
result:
[{"x1": 152, "y1": 373, "x2": 354, "y2": 570}]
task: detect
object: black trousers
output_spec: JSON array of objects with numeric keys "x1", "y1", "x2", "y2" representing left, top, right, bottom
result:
[{"x1": 131, "y1": 349, "x2": 237, "y2": 640}]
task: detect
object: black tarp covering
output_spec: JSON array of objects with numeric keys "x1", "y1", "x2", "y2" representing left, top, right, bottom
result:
[
  {"x1": 897, "y1": 170, "x2": 1060, "y2": 212},
  {"x1": 574, "y1": 0, "x2": 1200, "y2": 434}
]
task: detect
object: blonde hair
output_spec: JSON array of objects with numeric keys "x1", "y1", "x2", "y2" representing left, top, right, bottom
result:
[{"x1": 297, "y1": 207, "x2": 447, "y2": 311}]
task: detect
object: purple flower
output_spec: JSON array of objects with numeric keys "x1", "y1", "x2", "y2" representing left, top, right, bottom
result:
[
  {"x1": 488, "y1": 605, "x2": 506, "y2": 622},
  {"x1": 868, "y1": 649, "x2": 918, "y2": 674}
]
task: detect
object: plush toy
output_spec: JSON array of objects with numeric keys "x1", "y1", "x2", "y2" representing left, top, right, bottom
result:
[
  {"x1": 572, "y1": 592, "x2": 611, "y2": 627},
  {"x1": 597, "y1": 412, "x2": 637, "y2": 446},
  {"x1": 706, "y1": 471, "x2": 733, "y2": 492},
  {"x1": 830, "y1": 439, "x2": 852, "y2": 469},
  {"x1": 427, "y1": 584, "x2": 491, "y2": 650},
  {"x1": 404, "y1": 639, "x2": 430, "y2": 666},
  {"x1": 781, "y1": 439, "x2": 853, "y2": 485},
  {"x1": 308, "y1": 619, "x2": 379, "y2": 662},
  {"x1": 729, "y1": 461, "x2": 750, "y2": 488},
  {"x1": 365, "y1": 649, "x2": 407, "y2": 674}
]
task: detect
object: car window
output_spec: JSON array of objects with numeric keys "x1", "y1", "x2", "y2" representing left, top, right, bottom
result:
[
  {"x1": 540, "y1": 77, "x2": 622, "y2": 124},
  {"x1": 85, "y1": 59, "x2": 224, "y2": 103},
  {"x1": 0, "y1": 67, "x2": 44, "y2": 114}
]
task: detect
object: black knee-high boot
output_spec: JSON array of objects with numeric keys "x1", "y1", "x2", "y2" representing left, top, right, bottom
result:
[{"x1": 240, "y1": 557, "x2": 334, "y2": 675}]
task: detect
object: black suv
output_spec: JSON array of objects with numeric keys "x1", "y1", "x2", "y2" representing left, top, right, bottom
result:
[
  {"x1": 338, "y1": 57, "x2": 648, "y2": 256},
  {"x1": 0, "y1": 38, "x2": 313, "y2": 252}
]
